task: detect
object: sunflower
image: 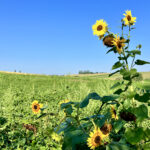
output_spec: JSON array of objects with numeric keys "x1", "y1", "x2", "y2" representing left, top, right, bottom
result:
[
  {"x1": 103, "y1": 34, "x2": 114, "y2": 47},
  {"x1": 100, "y1": 122, "x2": 112, "y2": 137},
  {"x1": 110, "y1": 105, "x2": 118, "y2": 120},
  {"x1": 123, "y1": 10, "x2": 136, "y2": 26},
  {"x1": 32, "y1": 100, "x2": 43, "y2": 114},
  {"x1": 92, "y1": 19, "x2": 108, "y2": 37},
  {"x1": 87, "y1": 126, "x2": 104, "y2": 149},
  {"x1": 112, "y1": 35, "x2": 126, "y2": 54}
]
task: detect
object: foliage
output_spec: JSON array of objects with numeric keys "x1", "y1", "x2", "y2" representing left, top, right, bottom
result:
[{"x1": 55, "y1": 10, "x2": 150, "y2": 150}]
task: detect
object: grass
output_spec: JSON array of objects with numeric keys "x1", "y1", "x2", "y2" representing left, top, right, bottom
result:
[{"x1": 0, "y1": 71, "x2": 150, "y2": 149}]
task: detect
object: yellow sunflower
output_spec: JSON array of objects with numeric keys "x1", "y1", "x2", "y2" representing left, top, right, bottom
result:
[
  {"x1": 92, "y1": 19, "x2": 108, "y2": 37},
  {"x1": 87, "y1": 126, "x2": 104, "y2": 149},
  {"x1": 32, "y1": 100, "x2": 43, "y2": 114},
  {"x1": 110, "y1": 105, "x2": 118, "y2": 120},
  {"x1": 112, "y1": 35, "x2": 126, "y2": 54},
  {"x1": 100, "y1": 122, "x2": 112, "y2": 137},
  {"x1": 123, "y1": 10, "x2": 136, "y2": 26}
]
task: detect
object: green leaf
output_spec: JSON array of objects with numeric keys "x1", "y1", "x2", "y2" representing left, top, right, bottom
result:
[
  {"x1": 114, "y1": 89, "x2": 123, "y2": 95},
  {"x1": 112, "y1": 61, "x2": 123, "y2": 70},
  {"x1": 126, "y1": 91, "x2": 136, "y2": 99},
  {"x1": 64, "y1": 105, "x2": 73, "y2": 115},
  {"x1": 134, "y1": 93, "x2": 150, "y2": 103},
  {"x1": 101, "y1": 95, "x2": 119, "y2": 103},
  {"x1": 55, "y1": 122, "x2": 68, "y2": 134},
  {"x1": 120, "y1": 68, "x2": 137, "y2": 81},
  {"x1": 79, "y1": 92, "x2": 101, "y2": 108},
  {"x1": 130, "y1": 50, "x2": 141, "y2": 55},
  {"x1": 106, "y1": 47, "x2": 117, "y2": 54},
  {"x1": 109, "y1": 70, "x2": 120, "y2": 77},
  {"x1": 106, "y1": 142, "x2": 131, "y2": 150},
  {"x1": 63, "y1": 130, "x2": 87, "y2": 149},
  {"x1": 132, "y1": 104, "x2": 148, "y2": 122},
  {"x1": 113, "y1": 120, "x2": 125, "y2": 133},
  {"x1": 135, "y1": 59, "x2": 150, "y2": 65},
  {"x1": 37, "y1": 113, "x2": 47, "y2": 119},
  {"x1": 127, "y1": 50, "x2": 141, "y2": 55},
  {"x1": 95, "y1": 112, "x2": 110, "y2": 128},
  {"x1": 125, "y1": 127, "x2": 144, "y2": 145},
  {"x1": 81, "y1": 114, "x2": 104, "y2": 121},
  {"x1": 110, "y1": 81, "x2": 124, "y2": 89},
  {"x1": 61, "y1": 102, "x2": 73, "y2": 109}
]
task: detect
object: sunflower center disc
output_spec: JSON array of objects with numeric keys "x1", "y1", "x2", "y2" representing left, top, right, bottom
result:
[
  {"x1": 34, "y1": 105, "x2": 38, "y2": 109},
  {"x1": 94, "y1": 136, "x2": 101, "y2": 144},
  {"x1": 97, "y1": 25, "x2": 103, "y2": 31},
  {"x1": 127, "y1": 15, "x2": 131, "y2": 21},
  {"x1": 117, "y1": 42, "x2": 122, "y2": 49},
  {"x1": 101, "y1": 125, "x2": 109, "y2": 135}
]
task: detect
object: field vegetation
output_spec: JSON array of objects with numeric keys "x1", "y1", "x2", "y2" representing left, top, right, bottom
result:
[{"x1": 0, "y1": 71, "x2": 150, "y2": 149}]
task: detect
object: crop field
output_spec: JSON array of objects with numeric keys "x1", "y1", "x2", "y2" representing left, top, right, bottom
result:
[{"x1": 0, "y1": 71, "x2": 150, "y2": 149}]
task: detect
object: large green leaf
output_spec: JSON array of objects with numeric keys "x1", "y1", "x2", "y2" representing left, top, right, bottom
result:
[
  {"x1": 127, "y1": 50, "x2": 141, "y2": 55},
  {"x1": 120, "y1": 68, "x2": 137, "y2": 81},
  {"x1": 113, "y1": 120, "x2": 125, "y2": 133},
  {"x1": 101, "y1": 95, "x2": 119, "y2": 103},
  {"x1": 64, "y1": 105, "x2": 73, "y2": 115},
  {"x1": 79, "y1": 92, "x2": 101, "y2": 108},
  {"x1": 63, "y1": 130, "x2": 87, "y2": 149},
  {"x1": 95, "y1": 112, "x2": 110, "y2": 128},
  {"x1": 112, "y1": 61, "x2": 123, "y2": 70},
  {"x1": 135, "y1": 59, "x2": 150, "y2": 65},
  {"x1": 132, "y1": 104, "x2": 148, "y2": 122},
  {"x1": 134, "y1": 93, "x2": 150, "y2": 103},
  {"x1": 125, "y1": 127, "x2": 144, "y2": 145},
  {"x1": 60, "y1": 102, "x2": 73, "y2": 109}
]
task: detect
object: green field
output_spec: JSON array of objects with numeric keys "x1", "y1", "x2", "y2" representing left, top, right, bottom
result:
[{"x1": 0, "y1": 72, "x2": 150, "y2": 149}]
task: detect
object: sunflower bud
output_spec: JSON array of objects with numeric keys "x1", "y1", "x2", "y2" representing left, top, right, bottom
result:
[{"x1": 103, "y1": 35, "x2": 114, "y2": 47}]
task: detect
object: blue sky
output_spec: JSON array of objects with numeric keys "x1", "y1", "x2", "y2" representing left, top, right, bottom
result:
[{"x1": 0, "y1": 0, "x2": 150, "y2": 75}]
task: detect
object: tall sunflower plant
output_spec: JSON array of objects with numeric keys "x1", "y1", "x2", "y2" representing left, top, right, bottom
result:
[{"x1": 55, "y1": 10, "x2": 150, "y2": 150}]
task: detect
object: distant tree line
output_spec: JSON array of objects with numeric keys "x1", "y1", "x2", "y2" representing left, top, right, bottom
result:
[
  {"x1": 14, "y1": 70, "x2": 22, "y2": 73},
  {"x1": 78, "y1": 70, "x2": 106, "y2": 74}
]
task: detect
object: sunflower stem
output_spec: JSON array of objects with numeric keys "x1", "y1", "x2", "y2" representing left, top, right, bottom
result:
[
  {"x1": 131, "y1": 55, "x2": 135, "y2": 69},
  {"x1": 97, "y1": 102, "x2": 105, "y2": 115},
  {"x1": 121, "y1": 22, "x2": 124, "y2": 38},
  {"x1": 122, "y1": 49, "x2": 129, "y2": 70}
]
